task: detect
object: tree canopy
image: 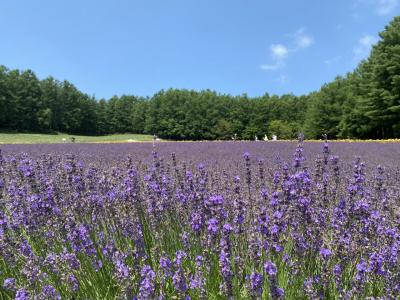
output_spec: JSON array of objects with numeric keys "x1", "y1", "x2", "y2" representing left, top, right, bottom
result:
[{"x1": 0, "y1": 16, "x2": 399, "y2": 140}]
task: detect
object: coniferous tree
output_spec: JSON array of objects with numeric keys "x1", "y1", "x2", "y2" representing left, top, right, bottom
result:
[
  {"x1": 0, "y1": 16, "x2": 399, "y2": 139},
  {"x1": 355, "y1": 16, "x2": 400, "y2": 138}
]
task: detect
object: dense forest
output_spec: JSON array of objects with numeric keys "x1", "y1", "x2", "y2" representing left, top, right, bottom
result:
[{"x1": 0, "y1": 17, "x2": 399, "y2": 140}]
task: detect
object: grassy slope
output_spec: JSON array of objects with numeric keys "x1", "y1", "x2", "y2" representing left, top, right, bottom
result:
[{"x1": 0, "y1": 133, "x2": 154, "y2": 144}]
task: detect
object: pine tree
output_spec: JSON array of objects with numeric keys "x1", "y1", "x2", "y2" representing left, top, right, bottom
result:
[{"x1": 356, "y1": 16, "x2": 400, "y2": 138}]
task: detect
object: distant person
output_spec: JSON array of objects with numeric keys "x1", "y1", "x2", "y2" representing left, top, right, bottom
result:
[
  {"x1": 298, "y1": 132, "x2": 305, "y2": 142},
  {"x1": 152, "y1": 134, "x2": 157, "y2": 146}
]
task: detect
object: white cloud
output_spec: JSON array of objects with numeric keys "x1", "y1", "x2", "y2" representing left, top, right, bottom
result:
[
  {"x1": 376, "y1": 0, "x2": 399, "y2": 14},
  {"x1": 354, "y1": 0, "x2": 399, "y2": 15},
  {"x1": 354, "y1": 34, "x2": 379, "y2": 61},
  {"x1": 293, "y1": 28, "x2": 314, "y2": 49},
  {"x1": 297, "y1": 35, "x2": 313, "y2": 48},
  {"x1": 259, "y1": 44, "x2": 287, "y2": 71},
  {"x1": 270, "y1": 44, "x2": 288, "y2": 60},
  {"x1": 260, "y1": 28, "x2": 313, "y2": 72}
]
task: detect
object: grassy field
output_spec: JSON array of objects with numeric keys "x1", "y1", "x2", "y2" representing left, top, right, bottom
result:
[
  {"x1": 0, "y1": 132, "x2": 154, "y2": 144},
  {"x1": 1, "y1": 132, "x2": 399, "y2": 144}
]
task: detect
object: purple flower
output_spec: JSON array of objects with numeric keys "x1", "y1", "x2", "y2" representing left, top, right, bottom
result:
[
  {"x1": 42, "y1": 285, "x2": 61, "y2": 300},
  {"x1": 206, "y1": 195, "x2": 224, "y2": 207},
  {"x1": 20, "y1": 240, "x2": 34, "y2": 257},
  {"x1": 189, "y1": 255, "x2": 205, "y2": 296},
  {"x1": 174, "y1": 250, "x2": 187, "y2": 267},
  {"x1": 138, "y1": 265, "x2": 156, "y2": 299},
  {"x1": 248, "y1": 271, "x2": 264, "y2": 297},
  {"x1": 333, "y1": 264, "x2": 341, "y2": 276},
  {"x1": 3, "y1": 278, "x2": 16, "y2": 291},
  {"x1": 356, "y1": 260, "x2": 367, "y2": 272},
  {"x1": 222, "y1": 223, "x2": 232, "y2": 234},
  {"x1": 207, "y1": 218, "x2": 219, "y2": 235},
  {"x1": 368, "y1": 252, "x2": 386, "y2": 276},
  {"x1": 355, "y1": 259, "x2": 369, "y2": 283},
  {"x1": 173, "y1": 268, "x2": 187, "y2": 294},
  {"x1": 264, "y1": 261, "x2": 277, "y2": 276},
  {"x1": 264, "y1": 261, "x2": 284, "y2": 299},
  {"x1": 160, "y1": 255, "x2": 172, "y2": 270},
  {"x1": 243, "y1": 152, "x2": 251, "y2": 160},
  {"x1": 112, "y1": 251, "x2": 130, "y2": 280},
  {"x1": 274, "y1": 287, "x2": 285, "y2": 298},
  {"x1": 159, "y1": 255, "x2": 173, "y2": 280},
  {"x1": 15, "y1": 289, "x2": 30, "y2": 300},
  {"x1": 67, "y1": 274, "x2": 79, "y2": 292},
  {"x1": 190, "y1": 212, "x2": 204, "y2": 233},
  {"x1": 219, "y1": 251, "x2": 232, "y2": 279},
  {"x1": 319, "y1": 248, "x2": 332, "y2": 260}
]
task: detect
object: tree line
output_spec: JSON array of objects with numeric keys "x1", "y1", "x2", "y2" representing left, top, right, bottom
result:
[{"x1": 0, "y1": 16, "x2": 399, "y2": 140}]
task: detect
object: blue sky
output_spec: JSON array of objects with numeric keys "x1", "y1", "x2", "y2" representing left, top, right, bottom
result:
[{"x1": 0, "y1": 0, "x2": 399, "y2": 99}]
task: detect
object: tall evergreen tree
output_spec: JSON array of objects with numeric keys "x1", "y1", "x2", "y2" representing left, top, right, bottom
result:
[
  {"x1": 303, "y1": 76, "x2": 350, "y2": 139},
  {"x1": 355, "y1": 16, "x2": 400, "y2": 138},
  {"x1": 0, "y1": 16, "x2": 399, "y2": 139}
]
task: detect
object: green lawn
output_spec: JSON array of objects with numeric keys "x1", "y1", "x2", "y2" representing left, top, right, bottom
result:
[{"x1": 0, "y1": 133, "x2": 154, "y2": 144}]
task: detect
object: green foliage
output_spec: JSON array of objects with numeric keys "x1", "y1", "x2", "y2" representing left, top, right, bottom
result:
[
  {"x1": 0, "y1": 17, "x2": 399, "y2": 139},
  {"x1": 303, "y1": 77, "x2": 350, "y2": 139},
  {"x1": 268, "y1": 120, "x2": 298, "y2": 139},
  {"x1": 212, "y1": 119, "x2": 234, "y2": 140},
  {"x1": 338, "y1": 16, "x2": 400, "y2": 139},
  {"x1": 0, "y1": 68, "x2": 310, "y2": 139}
]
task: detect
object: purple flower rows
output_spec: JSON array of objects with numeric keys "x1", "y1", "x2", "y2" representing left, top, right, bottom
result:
[{"x1": 0, "y1": 140, "x2": 399, "y2": 299}]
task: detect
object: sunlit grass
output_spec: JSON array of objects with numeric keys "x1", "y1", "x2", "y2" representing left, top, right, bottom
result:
[{"x1": 0, "y1": 133, "x2": 154, "y2": 144}]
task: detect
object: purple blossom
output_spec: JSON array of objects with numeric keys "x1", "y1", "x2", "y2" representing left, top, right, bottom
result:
[
  {"x1": 264, "y1": 261, "x2": 277, "y2": 276},
  {"x1": 42, "y1": 285, "x2": 61, "y2": 300},
  {"x1": 319, "y1": 247, "x2": 332, "y2": 260},
  {"x1": 248, "y1": 271, "x2": 263, "y2": 297},
  {"x1": 207, "y1": 218, "x2": 219, "y2": 235},
  {"x1": 138, "y1": 265, "x2": 156, "y2": 299},
  {"x1": 3, "y1": 278, "x2": 16, "y2": 291},
  {"x1": 0, "y1": 140, "x2": 399, "y2": 299},
  {"x1": 15, "y1": 289, "x2": 30, "y2": 300}
]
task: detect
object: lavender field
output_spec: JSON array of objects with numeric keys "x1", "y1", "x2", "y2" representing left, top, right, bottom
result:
[{"x1": 1, "y1": 141, "x2": 400, "y2": 299}]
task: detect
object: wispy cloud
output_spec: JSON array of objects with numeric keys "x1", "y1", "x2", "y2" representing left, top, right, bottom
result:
[
  {"x1": 292, "y1": 28, "x2": 314, "y2": 50},
  {"x1": 260, "y1": 63, "x2": 282, "y2": 71},
  {"x1": 354, "y1": 0, "x2": 399, "y2": 15},
  {"x1": 260, "y1": 44, "x2": 288, "y2": 71},
  {"x1": 375, "y1": 0, "x2": 399, "y2": 14},
  {"x1": 353, "y1": 34, "x2": 379, "y2": 61},
  {"x1": 276, "y1": 74, "x2": 289, "y2": 84},
  {"x1": 260, "y1": 28, "x2": 313, "y2": 72},
  {"x1": 270, "y1": 44, "x2": 289, "y2": 60}
]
